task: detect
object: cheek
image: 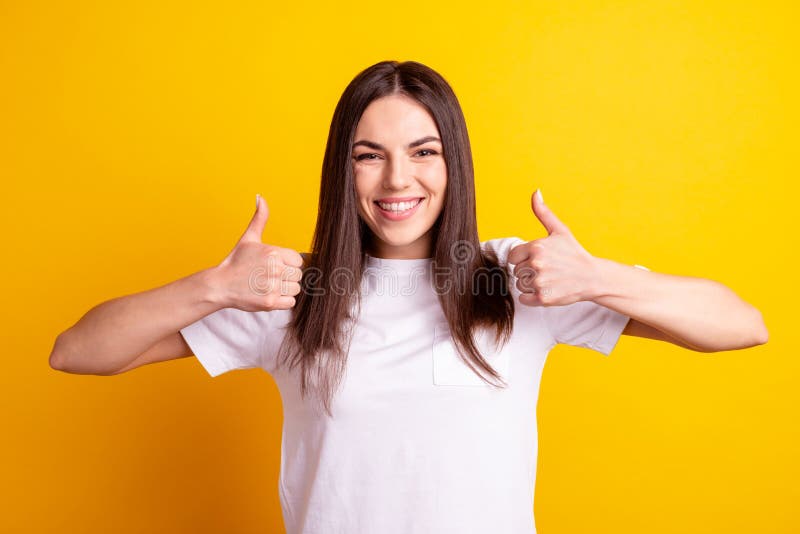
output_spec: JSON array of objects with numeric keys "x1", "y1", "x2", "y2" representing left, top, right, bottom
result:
[
  {"x1": 353, "y1": 161, "x2": 382, "y2": 176},
  {"x1": 423, "y1": 160, "x2": 447, "y2": 186},
  {"x1": 353, "y1": 171, "x2": 377, "y2": 201},
  {"x1": 422, "y1": 162, "x2": 447, "y2": 197}
]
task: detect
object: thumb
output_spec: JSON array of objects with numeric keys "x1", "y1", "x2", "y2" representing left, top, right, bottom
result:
[
  {"x1": 531, "y1": 188, "x2": 570, "y2": 236},
  {"x1": 239, "y1": 193, "x2": 269, "y2": 243}
]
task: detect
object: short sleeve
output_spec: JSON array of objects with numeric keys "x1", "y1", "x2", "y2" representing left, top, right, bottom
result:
[
  {"x1": 540, "y1": 300, "x2": 630, "y2": 356},
  {"x1": 482, "y1": 235, "x2": 633, "y2": 357},
  {"x1": 180, "y1": 307, "x2": 277, "y2": 377}
]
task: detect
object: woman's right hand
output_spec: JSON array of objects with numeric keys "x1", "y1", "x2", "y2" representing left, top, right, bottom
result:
[{"x1": 212, "y1": 195, "x2": 305, "y2": 312}]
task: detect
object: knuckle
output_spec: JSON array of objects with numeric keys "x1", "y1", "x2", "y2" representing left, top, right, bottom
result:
[
  {"x1": 516, "y1": 265, "x2": 536, "y2": 278},
  {"x1": 281, "y1": 281, "x2": 298, "y2": 296},
  {"x1": 515, "y1": 279, "x2": 525, "y2": 292}
]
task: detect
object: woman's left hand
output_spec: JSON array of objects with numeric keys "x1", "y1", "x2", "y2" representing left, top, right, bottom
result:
[{"x1": 507, "y1": 189, "x2": 602, "y2": 307}]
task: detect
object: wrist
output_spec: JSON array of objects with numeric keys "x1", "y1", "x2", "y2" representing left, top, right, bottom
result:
[
  {"x1": 195, "y1": 266, "x2": 230, "y2": 310},
  {"x1": 587, "y1": 256, "x2": 623, "y2": 302},
  {"x1": 588, "y1": 257, "x2": 650, "y2": 303}
]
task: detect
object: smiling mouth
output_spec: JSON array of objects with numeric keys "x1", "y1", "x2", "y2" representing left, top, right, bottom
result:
[{"x1": 374, "y1": 198, "x2": 424, "y2": 212}]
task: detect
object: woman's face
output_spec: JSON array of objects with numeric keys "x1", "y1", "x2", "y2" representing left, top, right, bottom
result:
[{"x1": 352, "y1": 94, "x2": 447, "y2": 259}]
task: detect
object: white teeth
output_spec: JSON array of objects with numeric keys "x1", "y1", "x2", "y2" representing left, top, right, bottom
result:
[{"x1": 377, "y1": 198, "x2": 421, "y2": 212}]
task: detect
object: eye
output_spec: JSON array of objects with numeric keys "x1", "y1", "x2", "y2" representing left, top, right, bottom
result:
[{"x1": 353, "y1": 149, "x2": 439, "y2": 161}]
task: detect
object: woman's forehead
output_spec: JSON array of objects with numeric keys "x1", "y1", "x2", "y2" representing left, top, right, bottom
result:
[{"x1": 355, "y1": 95, "x2": 438, "y2": 139}]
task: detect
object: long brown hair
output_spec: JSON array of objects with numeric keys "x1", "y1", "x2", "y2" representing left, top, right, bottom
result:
[{"x1": 276, "y1": 60, "x2": 516, "y2": 416}]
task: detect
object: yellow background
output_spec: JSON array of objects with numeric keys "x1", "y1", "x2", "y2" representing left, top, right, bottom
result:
[{"x1": 3, "y1": 0, "x2": 795, "y2": 532}]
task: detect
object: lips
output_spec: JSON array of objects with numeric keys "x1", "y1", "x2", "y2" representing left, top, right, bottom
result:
[
  {"x1": 374, "y1": 196, "x2": 424, "y2": 204},
  {"x1": 374, "y1": 197, "x2": 424, "y2": 221},
  {"x1": 374, "y1": 198, "x2": 423, "y2": 210}
]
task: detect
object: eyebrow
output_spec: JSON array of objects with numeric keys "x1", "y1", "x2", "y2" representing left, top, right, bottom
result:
[{"x1": 352, "y1": 136, "x2": 442, "y2": 151}]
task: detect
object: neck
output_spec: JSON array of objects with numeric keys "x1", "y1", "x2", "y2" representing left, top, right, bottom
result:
[{"x1": 366, "y1": 231, "x2": 433, "y2": 259}]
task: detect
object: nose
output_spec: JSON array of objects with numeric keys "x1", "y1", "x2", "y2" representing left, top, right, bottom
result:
[{"x1": 382, "y1": 154, "x2": 412, "y2": 191}]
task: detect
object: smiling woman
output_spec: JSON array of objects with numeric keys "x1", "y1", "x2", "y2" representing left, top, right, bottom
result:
[
  {"x1": 50, "y1": 59, "x2": 768, "y2": 534},
  {"x1": 351, "y1": 96, "x2": 448, "y2": 258},
  {"x1": 277, "y1": 62, "x2": 518, "y2": 416}
]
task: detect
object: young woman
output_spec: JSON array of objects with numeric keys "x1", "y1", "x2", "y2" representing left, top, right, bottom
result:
[{"x1": 50, "y1": 60, "x2": 768, "y2": 534}]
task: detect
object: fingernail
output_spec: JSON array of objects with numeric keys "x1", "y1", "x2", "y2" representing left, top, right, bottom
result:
[
  {"x1": 256, "y1": 193, "x2": 260, "y2": 208},
  {"x1": 536, "y1": 189, "x2": 544, "y2": 204}
]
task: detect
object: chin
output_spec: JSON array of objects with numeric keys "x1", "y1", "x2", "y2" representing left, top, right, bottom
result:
[{"x1": 377, "y1": 233, "x2": 425, "y2": 247}]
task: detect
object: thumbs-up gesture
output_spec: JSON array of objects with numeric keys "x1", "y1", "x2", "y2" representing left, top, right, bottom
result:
[
  {"x1": 507, "y1": 189, "x2": 600, "y2": 307},
  {"x1": 214, "y1": 195, "x2": 305, "y2": 312}
]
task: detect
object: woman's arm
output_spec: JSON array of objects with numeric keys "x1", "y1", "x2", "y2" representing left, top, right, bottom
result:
[
  {"x1": 49, "y1": 195, "x2": 304, "y2": 375},
  {"x1": 590, "y1": 259, "x2": 768, "y2": 352},
  {"x1": 49, "y1": 268, "x2": 225, "y2": 375},
  {"x1": 508, "y1": 188, "x2": 768, "y2": 353}
]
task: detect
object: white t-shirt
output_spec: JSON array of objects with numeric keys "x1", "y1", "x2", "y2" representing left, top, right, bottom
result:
[{"x1": 180, "y1": 236, "x2": 632, "y2": 534}]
